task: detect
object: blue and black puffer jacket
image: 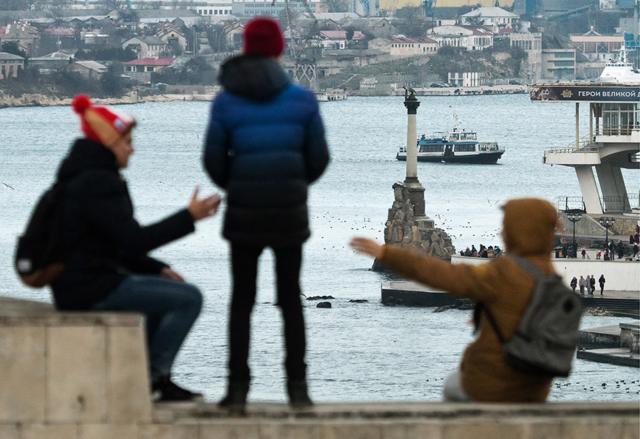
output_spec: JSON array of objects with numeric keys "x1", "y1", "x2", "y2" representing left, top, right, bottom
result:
[{"x1": 203, "y1": 55, "x2": 330, "y2": 247}]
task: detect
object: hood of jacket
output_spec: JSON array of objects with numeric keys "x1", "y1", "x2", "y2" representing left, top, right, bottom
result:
[
  {"x1": 57, "y1": 138, "x2": 118, "y2": 183},
  {"x1": 502, "y1": 198, "x2": 558, "y2": 257},
  {"x1": 219, "y1": 54, "x2": 290, "y2": 101}
]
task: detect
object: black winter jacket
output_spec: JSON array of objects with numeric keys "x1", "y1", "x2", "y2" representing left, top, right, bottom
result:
[
  {"x1": 204, "y1": 55, "x2": 330, "y2": 247},
  {"x1": 51, "y1": 139, "x2": 195, "y2": 310}
]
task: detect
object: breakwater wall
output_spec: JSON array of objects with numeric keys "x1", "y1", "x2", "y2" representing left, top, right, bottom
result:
[
  {"x1": 0, "y1": 93, "x2": 215, "y2": 108},
  {"x1": 451, "y1": 256, "x2": 640, "y2": 292}
]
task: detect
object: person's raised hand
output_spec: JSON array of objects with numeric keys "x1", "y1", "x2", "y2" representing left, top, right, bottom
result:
[
  {"x1": 350, "y1": 237, "x2": 384, "y2": 259},
  {"x1": 188, "y1": 186, "x2": 222, "y2": 221}
]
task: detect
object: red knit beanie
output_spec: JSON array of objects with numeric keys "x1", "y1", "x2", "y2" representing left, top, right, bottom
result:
[
  {"x1": 72, "y1": 94, "x2": 136, "y2": 147},
  {"x1": 243, "y1": 17, "x2": 285, "y2": 58}
]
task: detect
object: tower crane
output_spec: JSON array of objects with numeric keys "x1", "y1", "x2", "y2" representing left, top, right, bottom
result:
[{"x1": 283, "y1": 0, "x2": 321, "y2": 90}]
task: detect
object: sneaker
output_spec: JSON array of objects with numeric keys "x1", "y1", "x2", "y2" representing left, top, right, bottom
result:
[
  {"x1": 218, "y1": 381, "x2": 249, "y2": 413},
  {"x1": 152, "y1": 376, "x2": 202, "y2": 403},
  {"x1": 287, "y1": 380, "x2": 313, "y2": 409}
]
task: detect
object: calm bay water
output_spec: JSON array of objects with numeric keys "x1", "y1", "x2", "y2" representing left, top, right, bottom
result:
[{"x1": 1, "y1": 95, "x2": 639, "y2": 402}]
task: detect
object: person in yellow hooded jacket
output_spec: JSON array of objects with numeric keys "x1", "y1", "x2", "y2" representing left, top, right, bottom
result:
[{"x1": 350, "y1": 198, "x2": 559, "y2": 402}]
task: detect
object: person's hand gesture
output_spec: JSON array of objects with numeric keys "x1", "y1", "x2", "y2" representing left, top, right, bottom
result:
[
  {"x1": 350, "y1": 237, "x2": 384, "y2": 259},
  {"x1": 188, "y1": 186, "x2": 222, "y2": 221}
]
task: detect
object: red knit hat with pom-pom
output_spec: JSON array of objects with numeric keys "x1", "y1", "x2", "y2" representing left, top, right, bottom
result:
[
  {"x1": 243, "y1": 17, "x2": 285, "y2": 58},
  {"x1": 72, "y1": 95, "x2": 136, "y2": 146}
]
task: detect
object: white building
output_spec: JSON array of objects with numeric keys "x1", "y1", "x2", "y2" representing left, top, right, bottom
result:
[
  {"x1": 541, "y1": 48, "x2": 577, "y2": 81},
  {"x1": 460, "y1": 7, "x2": 518, "y2": 32},
  {"x1": 319, "y1": 30, "x2": 366, "y2": 50},
  {"x1": 447, "y1": 71, "x2": 485, "y2": 87},
  {"x1": 68, "y1": 60, "x2": 107, "y2": 80},
  {"x1": 509, "y1": 32, "x2": 542, "y2": 81},
  {"x1": 122, "y1": 36, "x2": 169, "y2": 60},
  {"x1": 388, "y1": 35, "x2": 439, "y2": 56},
  {"x1": 570, "y1": 28, "x2": 625, "y2": 62},
  {"x1": 428, "y1": 25, "x2": 494, "y2": 51},
  {"x1": 0, "y1": 52, "x2": 24, "y2": 80}
]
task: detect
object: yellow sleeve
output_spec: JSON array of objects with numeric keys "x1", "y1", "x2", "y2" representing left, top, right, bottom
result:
[{"x1": 379, "y1": 245, "x2": 498, "y2": 303}]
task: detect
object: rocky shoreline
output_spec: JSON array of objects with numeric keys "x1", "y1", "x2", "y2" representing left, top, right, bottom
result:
[{"x1": 0, "y1": 92, "x2": 215, "y2": 108}]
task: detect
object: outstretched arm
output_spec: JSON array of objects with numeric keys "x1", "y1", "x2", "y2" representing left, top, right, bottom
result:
[
  {"x1": 84, "y1": 177, "x2": 220, "y2": 256},
  {"x1": 350, "y1": 237, "x2": 498, "y2": 303}
]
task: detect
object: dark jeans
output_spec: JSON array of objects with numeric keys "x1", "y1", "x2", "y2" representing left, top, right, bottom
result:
[
  {"x1": 93, "y1": 275, "x2": 203, "y2": 380},
  {"x1": 228, "y1": 243, "x2": 307, "y2": 382}
]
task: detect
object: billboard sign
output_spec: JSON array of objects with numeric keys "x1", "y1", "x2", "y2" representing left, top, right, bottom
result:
[{"x1": 530, "y1": 85, "x2": 640, "y2": 103}]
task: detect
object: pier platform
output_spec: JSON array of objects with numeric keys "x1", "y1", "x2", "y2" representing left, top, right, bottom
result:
[
  {"x1": 578, "y1": 323, "x2": 640, "y2": 368},
  {"x1": 382, "y1": 281, "x2": 640, "y2": 318}
]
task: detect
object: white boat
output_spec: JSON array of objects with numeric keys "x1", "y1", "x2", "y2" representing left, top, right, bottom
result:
[
  {"x1": 397, "y1": 128, "x2": 504, "y2": 164},
  {"x1": 316, "y1": 89, "x2": 347, "y2": 102},
  {"x1": 599, "y1": 45, "x2": 640, "y2": 84}
]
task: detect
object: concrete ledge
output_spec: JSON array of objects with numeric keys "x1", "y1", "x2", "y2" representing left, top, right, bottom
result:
[
  {"x1": 0, "y1": 402, "x2": 637, "y2": 439},
  {"x1": 0, "y1": 296, "x2": 152, "y2": 424},
  {"x1": 154, "y1": 402, "x2": 640, "y2": 421},
  {"x1": 0, "y1": 297, "x2": 141, "y2": 326}
]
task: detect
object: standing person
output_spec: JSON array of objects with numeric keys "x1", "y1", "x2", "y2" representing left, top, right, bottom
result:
[
  {"x1": 589, "y1": 275, "x2": 596, "y2": 295},
  {"x1": 570, "y1": 276, "x2": 578, "y2": 294},
  {"x1": 598, "y1": 275, "x2": 606, "y2": 296},
  {"x1": 51, "y1": 95, "x2": 221, "y2": 402},
  {"x1": 351, "y1": 198, "x2": 561, "y2": 402},
  {"x1": 203, "y1": 17, "x2": 330, "y2": 411},
  {"x1": 579, "y1": 276, "x2": 586, "y2": 295},
  {"x1": 617, "y1": 241, "x2": 624, "y2": 260}
]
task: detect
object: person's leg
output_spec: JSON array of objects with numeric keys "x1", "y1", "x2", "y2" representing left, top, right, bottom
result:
[
  {"x1": 227, "y1": 244, "x2": 262, "y2": 383},
  {"x1": 443, "y1": 371, "x2": 471, "y2": 402},
  {"x1": 93, "y1": 275, "x2": 203, "y2": 401},
  {"x1": 273, "y1": 244, "x2": 311, "y2": 407},
  {"x1": 219, "y1": 243, "x2": 262, "y2": 410}
]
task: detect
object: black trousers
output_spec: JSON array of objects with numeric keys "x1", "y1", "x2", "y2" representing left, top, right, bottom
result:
[{"x1": 227, "y1": 243, "x2": 307, "y2": 382}]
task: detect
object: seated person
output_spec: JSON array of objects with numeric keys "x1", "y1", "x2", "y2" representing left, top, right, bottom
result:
[
  {"x1": 351, "y1": 198, "x2": 558, "y2": 402},
  {"x1": 51, "y1": 95, "x2": 221, "y2": 402}
]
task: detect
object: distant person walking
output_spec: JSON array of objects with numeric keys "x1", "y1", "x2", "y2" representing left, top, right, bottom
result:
[
  {"x1": 581, "y1": 248, "x2": 587, "y2": 259},
  {"x1": 589, "y1": 275, "x2": 596, "y2": 295},
  {"x1": 51, "y1": 95, "x2": 220, "y2": 402},
  {"x1": 579, "y1": 276, "x2": 586, "y2": 295},
  {"x1": 203, "y1": 17, "x2": 330, "y2": 411},
  {"x1": 617, "y1": 241, "x2": 625, "y2": 260},
  {"x1": 599, "y1": 275, "x2": 606, "y2": 296},
  {"x1": 570, "y1": 276, "x2": 578, "y2": 294},
  {"x1": 351, "y1": 198, "x2": 562, "y2": 402}
]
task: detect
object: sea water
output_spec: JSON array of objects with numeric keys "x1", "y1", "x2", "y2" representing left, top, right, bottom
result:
[{"x1": 1, "y1": 95, "x2": 638, "y2": 402}]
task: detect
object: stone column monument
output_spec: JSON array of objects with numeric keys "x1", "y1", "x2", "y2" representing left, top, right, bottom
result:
[{"x1": 373, "y1": 88, "x2": 454, "y2": 271}]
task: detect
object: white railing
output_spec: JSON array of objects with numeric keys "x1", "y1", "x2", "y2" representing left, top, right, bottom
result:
[{"x1": 545, "y1": 137, "x2": 598, "y2": 155}]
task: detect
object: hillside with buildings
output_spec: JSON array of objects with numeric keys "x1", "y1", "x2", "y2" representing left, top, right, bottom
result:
[{"x1": 0, "y1": 0, "x2": 638, "y2": 100}]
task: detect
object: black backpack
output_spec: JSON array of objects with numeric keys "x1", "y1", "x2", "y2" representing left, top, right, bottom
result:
[
  {"x1": 482, "y1": 256, "x2": 583, "y2": 378},
  {"x1": 14, "y1": 183, "x2": 67, "y2": 288}
]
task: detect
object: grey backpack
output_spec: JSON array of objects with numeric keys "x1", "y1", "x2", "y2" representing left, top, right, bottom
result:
[{"x1": 484, "y1": 256, "x2": 583, "y2": 378}]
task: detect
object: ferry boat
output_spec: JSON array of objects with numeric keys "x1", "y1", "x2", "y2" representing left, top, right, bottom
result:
[
  {"x1": 599, "y1": 45, "x2": 640, "y2": 84},
  {"x1": 396, "y1": 128, "x2": 504, "y2": 164},
  {"x1": 316, "y1": 88, "x2": 348, "y2": 102}
]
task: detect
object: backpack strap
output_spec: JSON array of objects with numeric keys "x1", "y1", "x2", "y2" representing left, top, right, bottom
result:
[
  {"x1": 482, "y1": 305, "x2": 506, "y2": 344},
  {"x1": 510, "y1": 255, "x2": 547, "y2": 281},
  {"x1": 482, "y1": 256, "x2": 542, "y2": 345}
]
